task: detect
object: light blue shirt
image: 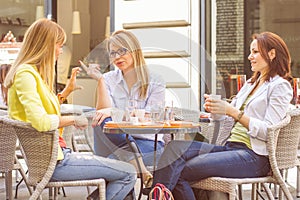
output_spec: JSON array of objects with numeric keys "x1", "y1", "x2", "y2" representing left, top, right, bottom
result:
[{"x1": 103, "y1": 68, "x2": 166, "y2": 141}]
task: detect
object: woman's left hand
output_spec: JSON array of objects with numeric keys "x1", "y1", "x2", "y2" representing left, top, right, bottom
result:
[{"x1": 92, "y1": 110, "x2": 110, "y2": 127}]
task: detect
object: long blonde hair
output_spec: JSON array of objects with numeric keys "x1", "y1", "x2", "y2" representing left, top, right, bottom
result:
[
  {"x1": 108, "y1": 30, "x2": 149, "y2": 99},
  {"x1": 4, "y1": 18, "x2": 66, "y2": 91}
]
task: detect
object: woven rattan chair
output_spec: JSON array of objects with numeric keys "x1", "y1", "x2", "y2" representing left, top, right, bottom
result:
[
  {"x1": 170, "y1": 107, "x2": 200, "y2": 142},
  {"x1": 200, "y1": 116, "x2": 235, "y2": 146},
  {"x1": 192, "y1": 108, "x2": 300, "y2": 200},
  {"x1": 291, "y1": 133, "x2": 300, "y2": 198},
  {"x1": 296, "y1": 156, "x2": 300, "y2": 198},
  {"x1": 0, "y1": 116, "x2": 106, "y2": 200},
  {"x1": 0, "y1": 109, "x2": 32, "y2": 200}
]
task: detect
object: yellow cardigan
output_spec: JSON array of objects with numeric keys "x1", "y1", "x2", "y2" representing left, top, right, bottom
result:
[{"x1": 8, "y1": 64, "x2": 64, "y2": 160}]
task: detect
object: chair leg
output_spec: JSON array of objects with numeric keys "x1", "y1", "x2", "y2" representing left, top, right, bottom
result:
[
  {"x1": 251, "y1": 183, "x2": 256, "y2": 200},
  {"x1": 261, "y1": 183, "x2": 275, "y2": 200},
  {"x1": 99, "y1": 182, "x2": 106, "y2": 200},
  {"x1": 297, "y1": 165, "x2": 300, "y2": 198},
  {"x1": 54, "y1": 187, "x2": 59, "y2": 200},
  {"x1": 238, "y1": 184, "x2": 243, "y2": 200},
  {"x1": 228, "y1": 193, "x2": 236, "y2": 200},
  {"x1": 15, "y1": 168, "x2": 32, "y2": 198},
  {"x1": 5, "y1": 171, "x2": 13, "y2": 200},
  {"x1": 14, "y1": 177, "x2": 22, "y2": 199},
  {"x1": 86, "y1": 186, "x2": 91, "y2": 196},
  {"x1": 61, "y1": 187, "x2": 67, "y2": 197},
  {"x1": 49, "y1": 187, "x2": 53, "y2": 200},
  {"x1": 273, "y1": 184, "x2": 279, "y2": 199}
]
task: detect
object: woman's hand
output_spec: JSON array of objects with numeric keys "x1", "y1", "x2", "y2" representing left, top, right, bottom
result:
[
  {"x1": 79, "y1": 60, "x2": 103, "y2": 81},
  {"x1": 203, "y1": 94, "x2": 232, "y2": 115},
  {"x1": 65, "y1": 67, "x2": 83, "y2": 92},
  {"x1": 92, "y1": 110, "x2": 110, "y2": 127},
  {"x1": 74, "y1": 114, "x2": 88, "y2": 130}
]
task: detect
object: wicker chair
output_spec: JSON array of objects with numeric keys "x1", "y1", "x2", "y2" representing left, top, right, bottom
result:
[
  {"x1": 192, "y1": 108, "x2": 300, "y2": 200},
  {"x1": 296, "y1": 156, "x2": 300, "y2": 198},
  {"x1": 0, "y1": 109, "x2": 32, "y2": 200},
  {"x1": 171, "y1": 107, "x2": 200, "y2": 142},
  {"x1": 0, "y1": 116, "x2": 106, "y2": 200},
  {"x1": 200, "y1": 116, "x2": 235, "y2": 146}
]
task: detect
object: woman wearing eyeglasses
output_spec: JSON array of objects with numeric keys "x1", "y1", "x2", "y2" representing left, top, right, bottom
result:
[{"x1": 82, "y1": 30, "x2": 166, "y2": 188}]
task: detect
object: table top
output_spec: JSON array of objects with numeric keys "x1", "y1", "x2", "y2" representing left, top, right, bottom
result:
[{"x1": 103, "y1": 121, "x2": 201, "y2": 134}]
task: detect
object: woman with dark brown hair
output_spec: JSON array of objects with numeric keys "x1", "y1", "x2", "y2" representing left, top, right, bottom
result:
[{"x1": 148, "y1": 31, "x2": 293, "y2": 200}]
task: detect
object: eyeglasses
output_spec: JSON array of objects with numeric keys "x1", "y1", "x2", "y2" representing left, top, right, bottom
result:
[{"x1": 109, "y1": 47, "x2": 129, "y2": 59}]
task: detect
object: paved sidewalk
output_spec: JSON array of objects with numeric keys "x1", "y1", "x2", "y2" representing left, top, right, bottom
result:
[{"x1": 0, "y1": 167, "x2": 298, "y2": 199}]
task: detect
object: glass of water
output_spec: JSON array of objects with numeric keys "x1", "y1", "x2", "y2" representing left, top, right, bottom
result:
[
  {"x1": 125, "y1": 99, "x2": 137, "y2": 122},
  {"x1": 150, "y1": 102, "x2": 164, "y2": 123}
]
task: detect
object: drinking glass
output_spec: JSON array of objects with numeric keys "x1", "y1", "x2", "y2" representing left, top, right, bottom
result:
[
  {"x1": 125, "y1": 99, "x2": 137, "y2": 121},
  {"x1": 150, "y1": 102, "x2": 164, "y2": 123},
  {"x1": 164, "y1": 100, "x2": 174, "y2": 122},
  {"x1": 111, "y1": 108, "x2": 125, "y2": 122}
]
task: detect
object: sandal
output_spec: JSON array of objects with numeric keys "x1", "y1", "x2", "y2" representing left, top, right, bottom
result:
[{"x1": 144, "y1": 174, "x2": 153, "y2": 188}]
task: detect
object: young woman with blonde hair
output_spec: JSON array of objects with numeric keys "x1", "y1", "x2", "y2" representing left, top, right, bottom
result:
[
  {"x1": 82, "y1": 30, "x2": 166, "y2": 187},
  {"x1": 4, "y1": 19, "x2": 136, "y2": 200}
]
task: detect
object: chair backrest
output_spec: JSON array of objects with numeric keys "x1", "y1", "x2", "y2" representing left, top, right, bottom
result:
[
  {"x1": 0, "y1": 116, "x2": 58, "y2": 186},
  {"x1": 0, "y1": 116, "x2": 17, "y2": 172},
  {"x1": 212, "y1": 116, "x2": 235, "y2": 145},
  {"x1": 200, "y1": 116, "x2": 234, "y2": 145},
  {"x1": 173, "y1": 107, "x2": 200, "y2": 123},
  {"x1": 274, "y1": 108, "x2": 300, "y2": 169}
]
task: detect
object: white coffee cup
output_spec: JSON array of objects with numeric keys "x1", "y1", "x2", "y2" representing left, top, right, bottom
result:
[
  {"x1": 209, "y1": 94, "x2": 226, "y2": 121},
  {"x1": 130, "y1": 116, "x2": 139, "y2": 124}
]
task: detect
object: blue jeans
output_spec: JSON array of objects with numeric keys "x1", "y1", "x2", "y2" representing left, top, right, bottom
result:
[
  {"x1": 93, "y1": 117, "x2": 164, "y2": 166},
  {"x1": 51, "y1": 148, "x2": 137, "y2": 200},
  {"x1": 152, "y1": 140, "x2": 270, "y2": 200}
]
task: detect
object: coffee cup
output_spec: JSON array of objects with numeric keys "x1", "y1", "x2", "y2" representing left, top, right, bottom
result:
[{"x1": 209, "y1": 94, "x2": 226, "y2": 121}]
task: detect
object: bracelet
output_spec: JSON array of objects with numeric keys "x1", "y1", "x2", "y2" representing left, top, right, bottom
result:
[
  {"x1": 57, "y1": 93, "x2": 66, "y2": 102},
  {"x1": 236, "y1": 111, "x2": 244, "y2": 122}
]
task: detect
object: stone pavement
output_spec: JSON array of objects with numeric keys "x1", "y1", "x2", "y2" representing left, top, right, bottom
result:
[{"x1": 0, "y1": 167, "x2": 298, "y2": 199}]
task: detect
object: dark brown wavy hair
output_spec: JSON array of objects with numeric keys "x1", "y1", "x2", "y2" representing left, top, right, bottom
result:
[{"x1": 249, "y1": 32, "x2": 293, "y2": 85}]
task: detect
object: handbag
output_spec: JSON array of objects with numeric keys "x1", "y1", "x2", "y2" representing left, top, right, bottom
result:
[{"x1": 148, "y1": 183, "x2": 174, "y2": 200}]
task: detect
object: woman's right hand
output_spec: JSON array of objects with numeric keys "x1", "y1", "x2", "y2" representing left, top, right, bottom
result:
[
  {"x1": 74, "y1": 114, "x2": 88, "y2": 130},
  {"x1": 203, "y1": 94, "x2": 238, "y2": 117},
  {"x1": 79, "y1": 60, "x2": 103, "y2": 80}
]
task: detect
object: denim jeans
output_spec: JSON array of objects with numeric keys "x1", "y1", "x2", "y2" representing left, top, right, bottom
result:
[
  {"x1": 152, "y1": 140, "x2": 270, "y2": 200},
  {"x1": 51, "y1": 148, "x2": 137, "y2": 200},
  {"x1": 93, "y1": 117, "x2": 164, "y2": 166}
]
